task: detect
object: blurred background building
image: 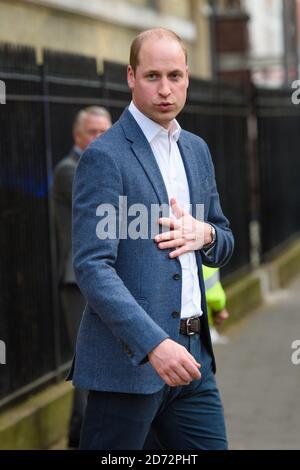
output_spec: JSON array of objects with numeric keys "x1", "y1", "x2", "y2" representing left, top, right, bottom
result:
[
  {"x1": 0, "y1": 0, "x2": 210, "y2": 77},
  {"x1": 245, "y1": 0, "x2": 299, "y2": 87},
  {"x1": 1, "y1": 0, "x2": 299, "y2": 87}
]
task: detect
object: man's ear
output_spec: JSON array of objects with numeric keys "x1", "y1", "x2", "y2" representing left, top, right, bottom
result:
[{"x1": 127, "y1": 65, "x2": 135, "y2": 90}]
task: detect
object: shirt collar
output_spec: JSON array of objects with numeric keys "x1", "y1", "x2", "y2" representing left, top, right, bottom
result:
[{"x1": 129, "y1": 101, "x2": 181, "y2": 143}]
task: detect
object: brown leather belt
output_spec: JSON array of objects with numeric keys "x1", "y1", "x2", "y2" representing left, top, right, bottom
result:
[{"x1": 180, "y1": 315, "x2": 202, "y2": 336}]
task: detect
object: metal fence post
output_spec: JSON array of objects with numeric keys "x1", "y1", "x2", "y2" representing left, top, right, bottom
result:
[{"x1": 42, "y1": 62, "x2": 62, "y2": 381}]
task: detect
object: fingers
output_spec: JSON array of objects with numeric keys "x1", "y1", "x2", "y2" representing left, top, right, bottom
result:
[
  {"x1": 182, "y1": 360, "x2": 202, "y2": 381},
  {"x1": 165, "y1": 361, "x2": 201, "y2": 386},
  {"x1": 159, "y1": 368, "x2": 188, "y2": 387},
  {"x1": 155, "y1": 229, "x2": 182, "y2": 243},
  {"x1": 175, "y1": 364, "x2": 195, "y2": 384},
  {"x1": 170, "y1": 198, "x2": 189, "y2": 218},
  {"x1": 166, "y1": 370, "x2": 191, "y2": 387},
  {"x1": 164, "y1": 375, "x2": 180, "y2": 387},
  {"x1": 184, "y1": 349, "x2": 201, "y2": 368},
  {"x1": 158, "y1": 217, "x2": 180, "y2": 230},
  {"x1": 168, "y1": 353, "x2": 202, "y2": 385},
  {"x1": 169, "y1": 246, "x2": 188, "y2": 258},
  {"x1": 158, "y1": 238, "x2": 185, "y2": 250},
  {"x1": 148, "y1": 339, "x2": 202, "y2": 387},
  {"x1": 155, "y1": 228, "x2": 187, "y2": 251}
]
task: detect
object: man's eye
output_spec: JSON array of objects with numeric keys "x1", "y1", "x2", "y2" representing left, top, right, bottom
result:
[
  {"x1": 170, "y1": 74, "x2": 180, "y2": 80},
  {"x1": 147, "y1": 74, "x2": 157, "y2": 80}
]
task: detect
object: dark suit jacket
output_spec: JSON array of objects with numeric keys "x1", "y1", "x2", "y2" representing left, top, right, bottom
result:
[{"x1": 53, "y1": 147, "x2": 81, "y2": 284}]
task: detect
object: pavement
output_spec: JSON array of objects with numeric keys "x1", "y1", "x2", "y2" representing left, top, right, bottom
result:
[{"x1": 214, "y1": 274, "x2": 300, "y2": 450}]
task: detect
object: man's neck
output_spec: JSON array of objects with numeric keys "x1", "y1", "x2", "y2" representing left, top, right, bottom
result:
[{"x1": 131, "y1": 100, "x2": 173, "y2": 130}]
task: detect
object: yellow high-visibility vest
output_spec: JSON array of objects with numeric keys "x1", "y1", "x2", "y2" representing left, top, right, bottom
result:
[{"x1": 202, "y1": 265, "x2": 226, "y2": 326}]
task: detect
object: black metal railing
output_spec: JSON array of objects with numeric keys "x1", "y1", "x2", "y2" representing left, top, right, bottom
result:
[{"x1": 255, "y1": 87, "x2": 300, "y2": 257}]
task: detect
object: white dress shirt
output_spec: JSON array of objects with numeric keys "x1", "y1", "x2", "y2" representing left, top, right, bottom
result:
[{"x1": 129, "y1": 102, "x2": 202, "y2": 319}]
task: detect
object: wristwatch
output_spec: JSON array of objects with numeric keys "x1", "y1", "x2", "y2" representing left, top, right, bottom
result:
[{"x1": 203, "y1": 224, "x2": 216, "y2": 250}]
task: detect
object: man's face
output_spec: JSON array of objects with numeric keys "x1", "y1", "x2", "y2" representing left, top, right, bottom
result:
[
  {"x1": 127, "y1": 37, "x2": 189, "y2": 129},
  {"x1": 74, "y1": 114, "x2": 111, "y2": 150}
]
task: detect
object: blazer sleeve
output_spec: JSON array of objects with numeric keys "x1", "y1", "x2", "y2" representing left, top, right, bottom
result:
[
  {"x1": 72, "y1": 146, "x2": 169, "y2": 366},
  {"x1": 200, "y1": 143, "x2": 234, "y2": 267}
]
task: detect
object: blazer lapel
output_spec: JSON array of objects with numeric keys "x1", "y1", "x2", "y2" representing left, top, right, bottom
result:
[
  {"x1": 120, "y1": 109, "x2": 206, "y2": 216},
  {"x1": 178, "y1": 135, "x2": 207, "y2": 272},
  {"x1": 177, "y1": 136, "x2": 200, "y2": 219},
  {"x1": 120, "y1": 109, "x2": 169, "y2": 206}
]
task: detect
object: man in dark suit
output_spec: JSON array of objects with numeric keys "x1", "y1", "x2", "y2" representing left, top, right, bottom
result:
[
  {"x1": 71, "y1": 28, "x2": 234, "y2": 450},
  {"x1": 52, "y1": 106, "x2": 111, "y2": 448}
]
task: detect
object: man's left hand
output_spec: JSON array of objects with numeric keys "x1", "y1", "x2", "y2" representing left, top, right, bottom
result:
[{"x1": 155, "y1": 198, "x2": 212, "y2": 258}]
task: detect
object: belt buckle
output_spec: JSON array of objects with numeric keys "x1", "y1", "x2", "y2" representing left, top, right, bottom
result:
[{"x1": 186, "y1": 317, "x2": 196, "y2": 336}]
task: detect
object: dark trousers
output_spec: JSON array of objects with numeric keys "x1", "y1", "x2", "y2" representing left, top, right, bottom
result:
[
  {"x1": 80, "y1": 333, "x2": 227, "y2": 450},
  {"x1": 61, "y1": 284, "x2": 87, "y2": 447}
]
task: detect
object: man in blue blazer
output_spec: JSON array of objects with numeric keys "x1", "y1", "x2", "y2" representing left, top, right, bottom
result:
[{"x1": 70, "y1": 28, "x2": 234, "y2": 450}]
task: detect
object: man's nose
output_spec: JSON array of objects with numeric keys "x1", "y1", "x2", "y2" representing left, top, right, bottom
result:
[{"x1": 158, "y1": 78, "x2": 171, "y2": 97}]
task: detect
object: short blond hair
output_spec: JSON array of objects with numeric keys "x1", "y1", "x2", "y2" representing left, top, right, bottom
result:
[{"x1": 129, "y1": 28, "x2": 188, "y2": 73}]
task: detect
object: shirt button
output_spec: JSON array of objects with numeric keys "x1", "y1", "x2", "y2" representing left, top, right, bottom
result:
[
  {"x1": 173, "y1": 273, "x2": 181, "y2": 281},
  {"x1": 172, "y1": 311, "x2": 180, "y2": 318}
]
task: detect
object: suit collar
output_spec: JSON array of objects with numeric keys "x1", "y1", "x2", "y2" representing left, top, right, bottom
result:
[
  {"x1": 128, "y1": 101, "x2": 182, "y2": 143},
  {"x1": 119, "y1": 109, "x2": 199, "y2": 216},
  {"x1": 119, "y1": 109, "x2": 169, "y2": 206},
  {"x1": 177, "y1": 136, "x2": 199, "y2": 218}
]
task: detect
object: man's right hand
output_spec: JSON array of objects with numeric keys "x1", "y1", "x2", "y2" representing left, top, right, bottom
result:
[{"x1": 148, "y1": 339, "x2": 201, "y2": 387}]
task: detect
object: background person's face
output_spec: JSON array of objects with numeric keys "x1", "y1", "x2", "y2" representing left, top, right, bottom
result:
[
  {"x1": 74, "y1": 114, "x2": 111, "y2": 150},
  {"x1": 127, "y1": 37, "x2": 189, "y2": 129}
]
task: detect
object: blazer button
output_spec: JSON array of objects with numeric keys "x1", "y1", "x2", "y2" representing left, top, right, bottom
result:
[
  {"x1": 172, "y1": 311, "x2": 180, "y2": 318},
  {"x1": 173, "y1": 273, "x2": 181, "y2": 281}
]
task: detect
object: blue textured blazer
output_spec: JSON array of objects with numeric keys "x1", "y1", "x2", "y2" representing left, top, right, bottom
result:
[{"x1": 69, "y1": 108, "x2": 234, "y2": 394}]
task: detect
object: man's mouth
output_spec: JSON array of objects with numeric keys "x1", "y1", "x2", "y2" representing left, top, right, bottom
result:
[{"x1": 156, "y1": 103, "x2": 175, "y2": 110}]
